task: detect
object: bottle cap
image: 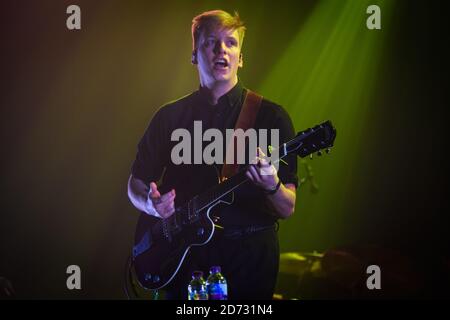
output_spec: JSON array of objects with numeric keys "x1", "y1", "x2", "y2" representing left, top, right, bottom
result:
[
  {"x1": 210, "y1": 266, "x2": 221, "y2": 274},
  {"x1": 192, "y1": 271, "x2": 203, "y2": 279}
]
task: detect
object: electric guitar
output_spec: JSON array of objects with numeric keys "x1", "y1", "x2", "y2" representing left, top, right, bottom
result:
[{"x1": 132, "y1": 120, "x2": 336, "y2": 290}]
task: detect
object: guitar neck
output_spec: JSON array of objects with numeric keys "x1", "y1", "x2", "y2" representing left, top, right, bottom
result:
[
  {"x1": 169, "y1": 120, "x2": 335, "y2": 229},
  {"x1": 193, "y1": 143, "x2": 289, "y2": 212},
  {"x1": 183, "y1": 119, "x2": 337, "y2": 216},
  {"x1": 194, "y1": 168, "x2": 248, "y2": 212}
]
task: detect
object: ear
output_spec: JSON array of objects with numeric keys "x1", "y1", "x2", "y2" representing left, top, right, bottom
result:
[
  {"x1": 191, "y1": 50, "x2": 198, "y2": 65},
  {"x1": 238, "y1": 52, "x2": 243, "y2": 68}
]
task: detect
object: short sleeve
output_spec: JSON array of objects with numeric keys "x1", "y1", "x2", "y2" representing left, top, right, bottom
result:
[
  {"x1": 272, "y1": 106, "x2": 298, "y2": 188},
  {"x1": 131, "y1": 108, "x2": 169, "y2": 185}
]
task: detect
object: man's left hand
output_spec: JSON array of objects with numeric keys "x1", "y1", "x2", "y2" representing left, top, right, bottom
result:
[{"x1": 246, "y1": 147, "x2": 280, "y2": 192}]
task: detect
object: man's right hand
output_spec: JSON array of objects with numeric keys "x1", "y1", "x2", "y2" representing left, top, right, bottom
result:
[{"x1": 149, "y1": 182, "x2": 176, "y2": 218}]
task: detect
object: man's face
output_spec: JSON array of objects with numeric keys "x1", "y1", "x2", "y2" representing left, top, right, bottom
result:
[{"x1": 196, "y1": 27, "x2": 243, "y2": 85}]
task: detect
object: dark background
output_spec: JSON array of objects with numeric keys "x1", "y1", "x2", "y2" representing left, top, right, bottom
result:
[{"x1": 0, "y1": 0, "x2": 449, "y2": 298}]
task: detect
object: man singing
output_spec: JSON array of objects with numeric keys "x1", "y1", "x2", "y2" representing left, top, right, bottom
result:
[{"x1": 128, "y1": 10, "x2": 298, "y2": 299}]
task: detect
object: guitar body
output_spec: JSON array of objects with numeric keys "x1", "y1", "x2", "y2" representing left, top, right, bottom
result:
[
  {"x1": 133, "y1": 207, "x2": 215, "y2": 290},
  {"x1": 132, "y1": 164, "x2": 228, "y2": 290}
]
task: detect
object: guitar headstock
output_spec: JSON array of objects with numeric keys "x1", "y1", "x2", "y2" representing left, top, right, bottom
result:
[{"x1": 288, "y1": 121, "x2": 336, "y2": 158}]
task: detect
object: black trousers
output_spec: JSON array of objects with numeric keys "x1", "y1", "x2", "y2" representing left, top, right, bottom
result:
[{"x1": 165, "y1": 225, "x2": 279, "y2": 300}]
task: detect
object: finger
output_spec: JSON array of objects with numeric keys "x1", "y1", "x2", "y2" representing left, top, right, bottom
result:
[
  {"x1": 259, "y1": 164, "x2": 276, "y2": 176},
  {"x1": 249, "y1": 165, "x2": 262, "y2": 183},
  {"x1": 165, "y1": 201, "x2": 175, "y2": 213},
  {"x1": 257, "y1": 147, "x2": 266, "y2": 157},
  {"x1": 158, "y1": 193, "x2": 176, "y2": 206},
  {"x1": 149, "y1": 182, "x2": 161, "y2": 198},
  {"x1": 158, "y1": 201, "x2": 172, "y2": 213},
  {"x1": 246, "y1": 165, "x2": 259, "y2": 179},
  {"x1": 152, "y1": 197, "x2": 163, "y2": 206},
  {"x1": 257, "y1": 157, "x2": 270, "y2": 167},
  {"x1": 155, "y1": 198, "x2": 172, "y2": 213},
  {"x1": 246, "y1": 170, "x2": 255, "y2": 182},
  {"x1": 160, "y1": 202, "x2": 175, "y2": 217},
  {"x1": 160, "y1": 189, "x2": 176, "y2": 202}
]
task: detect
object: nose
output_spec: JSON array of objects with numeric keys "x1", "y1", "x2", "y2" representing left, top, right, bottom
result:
[{"x1": 213, "y1": 40, "x2": 227, "y2": 54}]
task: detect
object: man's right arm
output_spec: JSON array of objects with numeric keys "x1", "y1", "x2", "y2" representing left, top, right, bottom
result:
[
  {"x1": 127, "y1": 174, "x2": 156, "y2": 216},
  {"x1": 127, "y1": 175, "x2": 176, "y2": 218}
]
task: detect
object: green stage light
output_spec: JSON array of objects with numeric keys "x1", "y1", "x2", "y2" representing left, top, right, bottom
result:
[{"x1": 258, "y1": 0, "x2": 395, "y2": 250}]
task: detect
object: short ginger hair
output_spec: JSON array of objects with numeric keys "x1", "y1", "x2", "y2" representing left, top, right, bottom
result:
[{"x1": 191, "y1": 10, "x2": 246, "y2": 50}]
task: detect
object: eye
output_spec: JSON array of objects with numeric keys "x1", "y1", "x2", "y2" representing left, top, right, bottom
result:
[
  {"x1": 227, "y1": 39, "x2": 237, "y2": 47},
  {"x1": 205, "y1": 39, "x2": 215, "y2": 47}
]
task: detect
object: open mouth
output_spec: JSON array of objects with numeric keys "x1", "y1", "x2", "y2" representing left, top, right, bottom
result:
[{"x1": 213, "y1": 58, "x2": 229, "y2": 69}]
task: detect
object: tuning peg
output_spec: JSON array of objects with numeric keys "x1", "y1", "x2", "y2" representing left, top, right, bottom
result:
[
  {"x1": 317, "y1": 151, "x2": 322, "y2": 156},
  {"x1": 326, "y1": 148, "x2": 331, "y2": 154},
  {"x1": 309, "y1": 154, "x2": 313, "y2": 159}
]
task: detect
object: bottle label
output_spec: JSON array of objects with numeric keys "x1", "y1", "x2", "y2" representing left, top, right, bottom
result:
[
  {"x1": 188, "y1": 291, "x2": 208, "y2": 300},
  {"x1": 208, "y1": 283, "x2": 228, "y2": 300}
]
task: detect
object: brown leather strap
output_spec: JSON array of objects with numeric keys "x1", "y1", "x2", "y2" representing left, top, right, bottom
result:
[{"x1": 221, "y1": 90, "x2": 263, "y2": 180}]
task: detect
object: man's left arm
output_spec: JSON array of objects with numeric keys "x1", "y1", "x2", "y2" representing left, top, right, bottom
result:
[
  {"x1": 267, "y1": 182, "x2": 296, "y2": 219},
  {"x1": 246, "y1": 148, "x2": 296, "y2": 219}
]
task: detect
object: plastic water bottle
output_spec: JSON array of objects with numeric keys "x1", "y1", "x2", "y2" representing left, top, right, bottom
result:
[
  {"x1": 188, "y1": 271, "x2": 208, "y2": 300},
  {"x1": 206, "y1": 266, "x2": 228, "y2": 300}
]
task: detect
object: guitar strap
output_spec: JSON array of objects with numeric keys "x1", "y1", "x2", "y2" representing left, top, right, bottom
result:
[{"x1": 221, "y1": 90, "x2": 263, "y2": 180}]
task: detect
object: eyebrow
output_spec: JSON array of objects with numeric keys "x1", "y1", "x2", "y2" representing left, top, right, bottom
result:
[{"x1": 205, "y1": 34, "x2": 238, "y2": 40}]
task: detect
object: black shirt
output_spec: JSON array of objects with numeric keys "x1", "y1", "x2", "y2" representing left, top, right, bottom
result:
[{"x1": 131, "y1": 81, "x2": 298, "y2": 227}]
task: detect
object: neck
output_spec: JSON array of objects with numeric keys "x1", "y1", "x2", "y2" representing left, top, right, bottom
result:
[{"x1": 199, "y1": 77, "x2": 238, "y2": 105}]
